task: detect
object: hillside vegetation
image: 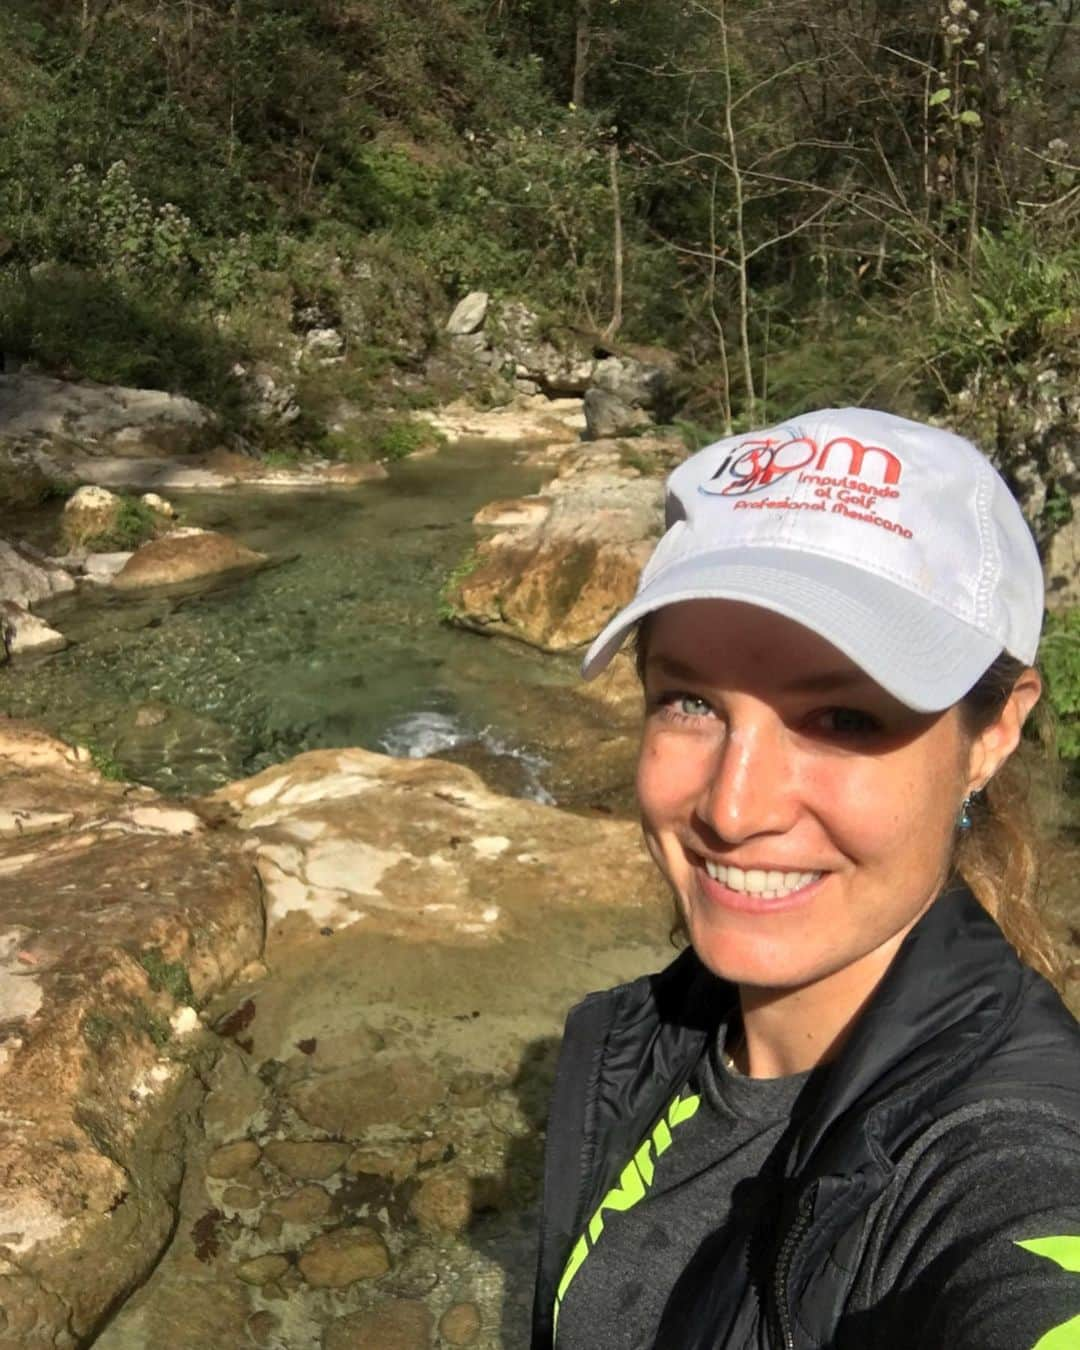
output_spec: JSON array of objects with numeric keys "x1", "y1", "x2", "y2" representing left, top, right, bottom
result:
[{"x1": 0, "y1": 0, "x2": 1074, "y2": 433}]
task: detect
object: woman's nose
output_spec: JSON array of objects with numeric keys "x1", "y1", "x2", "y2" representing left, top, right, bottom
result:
[{"x1": 695, "y1": 720, "x2": 797, "y2": 843}]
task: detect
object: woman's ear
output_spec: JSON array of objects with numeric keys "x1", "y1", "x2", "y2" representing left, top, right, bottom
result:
[{"x1": 966, "y1": 667, "x2": 1042, "y2": 792}]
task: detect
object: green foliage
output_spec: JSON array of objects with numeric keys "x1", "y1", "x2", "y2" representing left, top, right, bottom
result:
[
  {"x1": 81, "y1": 496, "x2": 161, "y2": 553},
  {"x1": 85, "y1": 739, "x2": 126, "y2": 782},
  {"x1": 930, "y1": 229, "x2": 1080, "y2": 383},
  {"x1": 1041, "y1": 610, "x2": 1080, "y2": 762},
  {"x1": 438, "y1": 549, "x2": 482, "y2": 622},
  {"x1": 138, "y1": 948, "x2": 196, "y2": 1006},
  {"x1": 0, "y1": 270, "x2": 244, "y2": 418}
]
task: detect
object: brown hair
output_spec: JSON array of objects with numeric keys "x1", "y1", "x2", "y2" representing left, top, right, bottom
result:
[
  {"x1": 954, "y1": 653, "x2": 1063, "y2": 987},
  {"x1": 633, "y1": 618, "x2": 1063, "y2": 987}
]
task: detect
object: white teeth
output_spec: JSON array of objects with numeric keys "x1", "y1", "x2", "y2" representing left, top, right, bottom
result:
[{"x1": 702, "y1": 860, "x2": 819, "y2": 897}]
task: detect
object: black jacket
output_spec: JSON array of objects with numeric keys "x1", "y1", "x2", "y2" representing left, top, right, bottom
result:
[{"x1": 531, "y1": 887, "x2": 1080, "y2": 1349}]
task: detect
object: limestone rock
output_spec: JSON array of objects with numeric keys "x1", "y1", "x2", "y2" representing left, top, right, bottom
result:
[
  {"x1": 0, "y1": 721, "x2": 264, "y2": 1345},
  {"x1": 492, "y1": 302, "x2": 596, "y2": 395},
  {"x1": 298, "y1": 1227, "x2": 390, "y2": 1288},
  {"x1": 262, "y1": 1139, "x2": 351, "y2": 1180},
  {"x1": 1045, "y1": 516, "x2": 1080, "y2": 610},
  {"x1": 236, "y1": 1253, "x2": 289, "y2": 1286},
  {"x1": 210, "y1": 746, "x2": 663, "y2": 945},
  {"x1": 324, "y1": 1299, "x2": 433, "y2": 1350},
  {"x1": 205, "y1": 1139, "x2": 261, "y2": 1179},
  {"x1": 0, "y1": 373, "x2": 215, "y2": 456},
  {"x1": 271, "y1": 1184, "x2": 333, "y2": 1223},
  {"x1": 82, "y1": 551, "x2": 134, "y2": 584},
  {"x1": 140, "y1": 492, "x2": 176, "y2": 519},
  {"x1": 439, "y1": 1302, "x2": 482, "y2": 1346},
  {"x1": 409, "y1": 1167, "x2": 472, "y2": 1235},
  {"x1": 583, "y1": 387, "x2": 652, "y2": 440},
  {"x1": 0, "y1": 600, "x2": 67, "y2": 656},
  {"x1": 592, "y1": 354, "x2": 668, "y2": 409},
  {"x1": 0, "y1": 538, "x2": 77, "y2": 608},
  {"x1": 287, "y1": 1056, "x2": 444, "y2": 1135},
  {"x1": 111, "y1": 528, "x2": 267, "y2": 592},
  {"x1": 60, "y1": 485, "x2": 124, "y2": 549},
  {"x1": 346, "y1": 1145, "x2": 419, "y2": 1183},
  {"x1": 447, "y1": 467, "x2": 664, "y2": 651},
  {"x1": 446, "y1": 291, "x2": 489, "y2": 336}
]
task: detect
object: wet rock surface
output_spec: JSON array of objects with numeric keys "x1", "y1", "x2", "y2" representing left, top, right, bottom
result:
[
  {"x1": 445, "y1": 435, "x2": 682, "y2": 652},
  {"x1": 0, "y1": 721, "x2": 672, "y2": 1347}
]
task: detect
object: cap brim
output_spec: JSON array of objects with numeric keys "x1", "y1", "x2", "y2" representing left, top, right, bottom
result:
[{"x1": 581, "y1": 547, "x2": 1002, "y2": 713}]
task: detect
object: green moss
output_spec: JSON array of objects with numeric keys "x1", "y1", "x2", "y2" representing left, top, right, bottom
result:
[
  {"x1": 438, "y1": 548, "x2": 483, "y2": 621},
  {"x1": 83, "y1": 1011, "x2": 121, "y2": 1052},
  {"x1": 1041, "y1": 609, "x2": 1080, "y2": 762},
  {"x1": 81, "y1": 495, "x2": 162, "y2": 552},
  {"x1": 85, "y1": 740, "x2": 127, "y2": 782},
  {"x1": 132, "y1": 1000, "x2": 172, "y2": 1049},
  {"x1": 138, "y1": 947, "x2": 195, "y2": 1005}
]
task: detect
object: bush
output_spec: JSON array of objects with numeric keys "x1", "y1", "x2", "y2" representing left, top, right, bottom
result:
[{"x1": 1041, "y1": 610, "x2": 1080, "y2": 763}]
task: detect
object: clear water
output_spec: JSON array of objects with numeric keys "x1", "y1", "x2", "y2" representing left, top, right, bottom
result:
[{"x1": 0, "y1": 442, "x2": 588, "y2": 800}]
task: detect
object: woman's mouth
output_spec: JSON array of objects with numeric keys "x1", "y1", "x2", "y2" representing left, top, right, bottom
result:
[{"x1": 694, "y1": 857, "x2": 824, "y2": 909}]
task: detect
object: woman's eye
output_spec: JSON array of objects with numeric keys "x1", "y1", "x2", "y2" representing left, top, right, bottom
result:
[
  {"x1": 655, "y1": 691, "x2": 714, "y2": 721},
  {"x1": 815, "y1": 707, "x2": 882, "y2": 736}
]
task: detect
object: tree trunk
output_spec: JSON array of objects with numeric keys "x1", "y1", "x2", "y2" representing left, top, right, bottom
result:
[
  {"x1": 603, "y1": 142, "x2": 624, "y2": 340},
  {"x1": 573, "y1": 0, "x2": 593, "y2": 107}
]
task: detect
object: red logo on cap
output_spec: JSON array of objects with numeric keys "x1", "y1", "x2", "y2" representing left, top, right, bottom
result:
[{"x1": 706, "y1": 433, "x2": 902, "y2": 497}]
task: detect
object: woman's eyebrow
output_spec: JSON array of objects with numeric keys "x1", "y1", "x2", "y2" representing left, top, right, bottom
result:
[{"x1": 647, "y1": 654, "x2": 870, "y2": 694}]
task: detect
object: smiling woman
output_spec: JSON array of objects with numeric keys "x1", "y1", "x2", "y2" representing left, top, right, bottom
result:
[{"x1": 532, "y1": 409, "x2": 1080, "y2": 1350}]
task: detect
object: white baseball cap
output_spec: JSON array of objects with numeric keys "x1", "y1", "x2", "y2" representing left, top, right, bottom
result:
[{"x1": 581, "y1": 408, "x2": 1044, "y2": 711}]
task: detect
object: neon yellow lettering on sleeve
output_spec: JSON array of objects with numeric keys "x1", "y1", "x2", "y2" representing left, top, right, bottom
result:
[
  {"x1": 668, "y1": 1092, "x2": 701, "y2": 1127},
  {"x1": 1029, "y1": 1313, "x2": 1080, "y2": 1350},
  {"x1": 652, "y1": 1118, "x2": 673, "y2": 1156},
  {"x1": 634, "y1": 1138, "x2": 655, "y2": 1186},
  {"x1": 556, "y1": 1234, "x2": 589, "y2": 1303},
  {"x1": 588, "y1": 1158, "x2": 646, "y2": 1242},
  {"x1": 1017, "y1": 1236, "x2": 1080, "y2": 1274},
  {"x1": 1015, "y1": 1237, "x2": 1080, "y2": 1350}
]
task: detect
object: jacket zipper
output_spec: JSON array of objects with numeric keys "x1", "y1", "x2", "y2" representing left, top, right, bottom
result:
[{"x1": 771, "y1": 1190, "x2": 815, "y2": 1350}]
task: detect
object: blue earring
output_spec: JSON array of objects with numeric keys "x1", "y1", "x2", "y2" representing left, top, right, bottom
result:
[{"x1": 958, "y1": 794, "x2": 974, "y2": 831}]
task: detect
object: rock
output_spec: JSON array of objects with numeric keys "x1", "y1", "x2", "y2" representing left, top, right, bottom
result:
[
  {"x1": 304, "y1": 327, "x2": 346, "y2": 361},
  {"x1": 419, "y1": 396, "x2": 584, "y2": 445},
  {"x1": 0, "y1": 440, "x2": 58, "y2": 509},
  {"x1": 584, "y1": 387, "x2": 652, "y2": 440},
  {"x1": 236, "y1": 1254, "x2": 289, "y2": 1286},
  {"x1": 262, "y1": 1139, "x2": 351, "y2": 1180},
  {"x1": 205, "y1": 1140, "x2": 261, "y2": 1180},
  {"x1": 83, "y1": 551, "x2": 134, "y2": 584},
  {"x1": 210, "y1": 746, "x2": 663, "y2": 946},
  {"x1": 446, "y1": 465, "x2": 664, "y2": 651},
  {"x1": 271, "y1": 1184, "x2": 333, "y2": 1223},
  {"x1": 492, "y1": 303, "x2": 595, "y2": 395},
  {"x1": 134, "y1": 703, "x2": 169, "y2": 729},
  {"x1": 409, "y1": 1167, "x2": 473, "y2": 1235},
  {"x1": 248, "y1": 367, "x2": 301, "y2": 425},
  {"x1": 0, "y1": 538, "x2": 77, "y2": 607},
  {"x1": 258, "y1": 1212, "x2": 284, "y2": 1242},
  {"x1": 439, "y1": 1302, "x2": 482, "y2": 1346},
  {"x1": 140, "y1": 492, "x2": 176, "y2": 519},
  {"x1": 60, "y1": 484, "x2": 124, "y2": 549},
  {"x1": 0, "y1": 373, "x2": 215, "y2": 456},
  {"x1": 0, "y1": 722, "x2": 264, "y2": 1345},
  {"x1": 287, "y1": 1056, "x2": 444, "y2": 1135},
  {"x1": 446, "y1": 292, "x2": 489, "y2": 336},
  {"x1": 324, "y1": 1299, "x2": 433, "y2": 1350},
  {"x1": 346, "y1": 1145, "x2": 418, "y2": 1183},
  {"x1": 298, "y1": 1227, "x2": 390, "y2": 1288},
  {"x1": 0, "y1": 600, "x2": 67, "y2": 656},
  {"x1": 592, "y1": 354, "x2": 668, "y2": 410},
  {"x1": 221, "y1": 1185, "x2": 261, "y2": 1210},
  {"x1": 111, "y1": 529, "x2": 267, "y2": 592},
  {"x1": 1045, "y1": 516, "x2": 1080, "y2": 610}
]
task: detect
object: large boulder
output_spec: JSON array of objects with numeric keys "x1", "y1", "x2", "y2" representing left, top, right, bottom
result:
[
  {"x1": 0, "y1": 539, "x2": 77, "y2": 608},
  {"x1": 0, "y1": 373, "x2": 216, "y2": 457},
  {"x1": 0, "y1": 719, "x2": 264, "y2": 1346},
  {"x1": 445, "y1": 444, "x2": 668, "y2": 651},
  {"x1": 1045, "y1": 515, "x2": 1080, "y2": 610},
  {"x1": 489, "y1": 303, "x2": 596, "y2": 396},
  {"x1": 583, "y1": 355, "x2": 671, "y2": 441},
  {"x1": 111, "y1": 528, "x2": 267, "y2": 592}
]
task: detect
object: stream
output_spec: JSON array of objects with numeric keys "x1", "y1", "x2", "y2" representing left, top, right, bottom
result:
[{"x1": 0, "y1": 440, "x2": 637, "y2": 813}]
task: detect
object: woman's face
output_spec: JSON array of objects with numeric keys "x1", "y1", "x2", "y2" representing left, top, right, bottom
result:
[{"x1": 636, "y1": 599, "x2": 984, "y2": 996}]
